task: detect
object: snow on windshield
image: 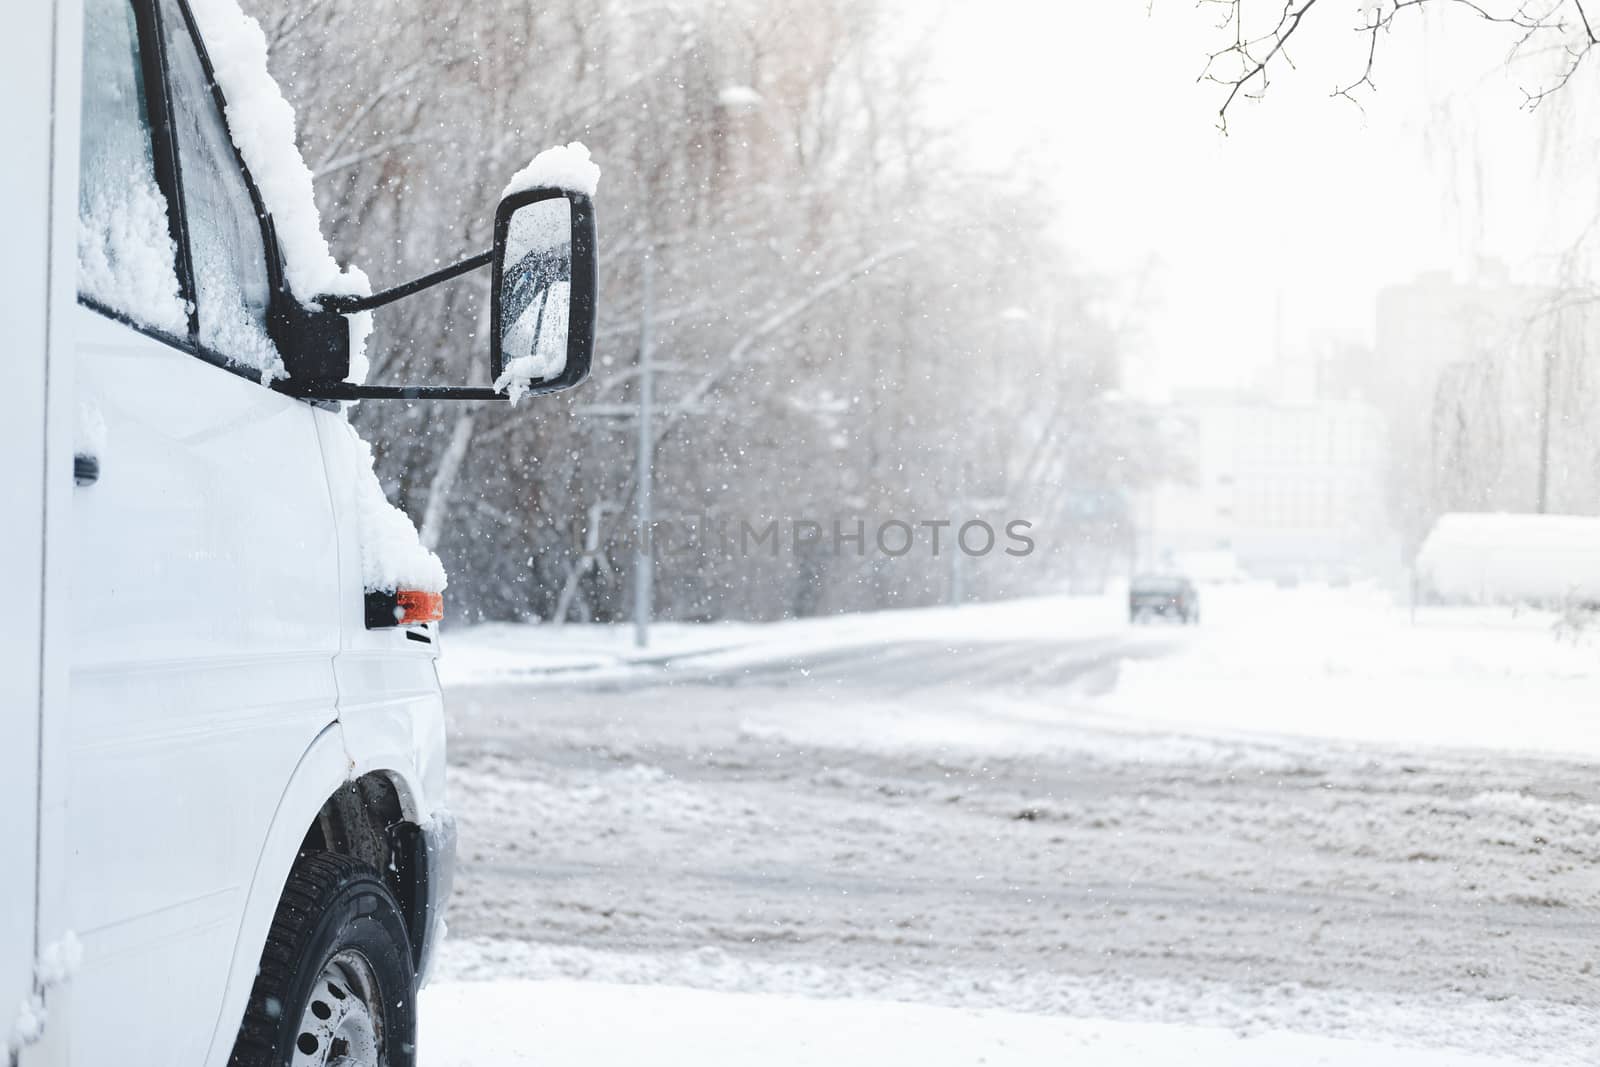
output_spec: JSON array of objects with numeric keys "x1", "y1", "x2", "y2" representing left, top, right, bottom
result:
[
  {"x1": 77, "y1": 173, "x2": 188, "y2": 340},
  {"x1": 77, "y1": 0, "x2": 187, "y2": 336},
  {"x1": 186, "y1": 0, "x2": 374, "y2": 383}
]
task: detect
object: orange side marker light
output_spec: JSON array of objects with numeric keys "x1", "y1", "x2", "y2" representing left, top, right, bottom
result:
[{"x1": 395, "y1": 590, "x2": 444, "y2": 624}]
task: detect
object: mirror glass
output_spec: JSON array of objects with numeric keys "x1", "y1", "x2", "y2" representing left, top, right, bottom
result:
[{"x1": 499, "y1": 197, "x2": 573, "y2": 382}]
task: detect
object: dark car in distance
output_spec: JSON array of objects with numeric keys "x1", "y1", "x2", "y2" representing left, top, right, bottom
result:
[{"x1": 1130, "y1": 575, "x2": 1200, "y2": 624}]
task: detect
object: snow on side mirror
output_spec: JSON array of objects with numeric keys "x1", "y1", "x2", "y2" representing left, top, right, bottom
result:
[{"x1": 490, "y1": 188, "x2": 597, "y2": 404}]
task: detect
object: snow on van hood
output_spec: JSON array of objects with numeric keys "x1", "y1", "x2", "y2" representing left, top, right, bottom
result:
[
  {"x1": 186, "y1": 0, "x2": 374, "y2": 383},
  {"x1": 329, "y1": 420, "x2": 447, "y2": 595}
]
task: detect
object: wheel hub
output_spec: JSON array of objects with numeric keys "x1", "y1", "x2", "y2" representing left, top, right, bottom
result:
[{"x1": 291, "y1": 949, "x2": 384, "y2": 1067}]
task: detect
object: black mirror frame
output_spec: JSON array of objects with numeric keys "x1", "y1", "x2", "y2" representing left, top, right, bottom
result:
[
  {"x1": 490, "y1": 187, "x2": 597, "y2": 397},
  {"x1": 271, "y1": 188, "x2": 596, "y2": 403}
]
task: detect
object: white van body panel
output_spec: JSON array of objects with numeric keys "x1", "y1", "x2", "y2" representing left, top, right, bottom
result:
[
  {"x1": 197, "y1": 725, "x2": 433, "y2": 1067},
  {"x1": 69, "y1": 312, "x2": 345, "y2": 662},
  {"x1": 315, "y1": 411, "x2": 451, "y2": 812},
  {"x1": 195, "y1": 721, "x2": 346, "y2": 1064},
  {"x1": 65, "y1": 306, "x2": 345, "y2": 1064},
  {"x1": 56, "y1": 322, "x2": 451, "y2": 1067}
]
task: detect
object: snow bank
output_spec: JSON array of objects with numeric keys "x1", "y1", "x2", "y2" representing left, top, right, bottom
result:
[
  {"x1": 438, "y1": 593, "x2": 1122, "y2": 688},
  {"x1": 327, "y1": 420, "x2": 446, "y2": 594},
  {"x1": 442, "y1": 583, "x2": 1600, "y2": 758},
  {"x1": 1095, "y1": 583, "x2": 1600, "y2": 758},
  {"x1": 185, "y1": 0, "x2": 374, "y2": 382},
  {"x1": 502, "y1": 142, "x2": 601, "y2": 199},
  {"x1": 1415, "y1": 512, "x2": 1600, "y2": 606}
]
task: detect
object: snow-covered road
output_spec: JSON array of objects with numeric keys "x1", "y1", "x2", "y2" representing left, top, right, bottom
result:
[
  {"x1": 418, "y1": 980, "x2": 1536, "y2": 1067},
  {"x1": 429, "y1": 589, "x2": 1600, "y2": 1064}
]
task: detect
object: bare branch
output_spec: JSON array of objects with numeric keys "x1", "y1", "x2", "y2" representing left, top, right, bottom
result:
[
  {"x1": 1200, "y1": 0, "x2": 1323, "y2": 133},
  {"x1": 313, "y1": 134, "x2": 436, "y2": 181},
  {"x1": 1201, "y1": 0, "x2": 1589, "y2": 126},
  {"x1": 1575, "y1": 0, "x2": 1599, "y2": 40},
  {"x1": 313, "y1": 64, "x2": 429, "y2": 173},
  {"x1": 665, "y1": 241, "x2": 919, "y2": 430}
]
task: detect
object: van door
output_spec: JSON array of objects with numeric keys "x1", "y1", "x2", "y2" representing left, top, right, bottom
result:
[
  {"x1": 66, "y1": 0, "x2": 342, "y2": 1062},
  {"x1": 2, "y1": 0, "x2": 63, "y2": 1044}
]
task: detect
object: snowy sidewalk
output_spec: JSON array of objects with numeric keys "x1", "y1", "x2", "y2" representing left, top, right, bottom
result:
[
  {"x1": 420, "y1": 979, "x2": 1528, "y2": 1067},
  {"x1": 437, "y1": 592, "x2": 1127, "y2": 689},
  {"x1": 442, "y1": 582, "x2": 1600, "y2": 757},
  {"x1": 1090, "y1": 583, "x2": 1600, "y2": 757}
]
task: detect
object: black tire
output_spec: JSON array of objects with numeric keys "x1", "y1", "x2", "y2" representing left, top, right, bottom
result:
[{"x1": 230, "y1": 852, "x2": 416, "y2": 1067}]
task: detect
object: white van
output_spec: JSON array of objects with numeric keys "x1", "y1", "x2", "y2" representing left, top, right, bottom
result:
[{"x1": 5, "y1": 1, "x2": 597, "y2": 1064}]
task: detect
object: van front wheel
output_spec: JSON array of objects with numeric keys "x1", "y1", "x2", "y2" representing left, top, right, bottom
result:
[{"x1": 230, "y1": 852, "x2": 416, "y2": 1067}]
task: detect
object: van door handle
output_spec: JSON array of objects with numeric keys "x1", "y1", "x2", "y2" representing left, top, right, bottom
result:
[{"x1": 73, "y1": 454, "x2": 99, "y2": 486}]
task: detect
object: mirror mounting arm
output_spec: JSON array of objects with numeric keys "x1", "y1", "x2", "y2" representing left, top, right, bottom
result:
[
  {"x1": 273, "y1": 381, "x2": 581, "y2": 402},
  {"x1": 275, "y1": 249, "x2": 515, "y2": 402},
  {"x1": 277, "y1": 185, "x2": 594, "y2": 405},
  {"x1": 318, "y1": 249, "x2": 494, "y2": 315}
]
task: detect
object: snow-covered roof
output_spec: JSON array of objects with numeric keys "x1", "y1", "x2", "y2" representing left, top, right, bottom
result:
[{"x1": 1415, "y1": 512, "x2": 1600, "y2": 605}]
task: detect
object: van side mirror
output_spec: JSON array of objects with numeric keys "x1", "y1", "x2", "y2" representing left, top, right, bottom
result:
[
  {"x1": 274, "y1": 188, "x2": 597, "y2": 404},
  {"x1": 490, "y1": 188, "x2": 597, "y2": 402}
]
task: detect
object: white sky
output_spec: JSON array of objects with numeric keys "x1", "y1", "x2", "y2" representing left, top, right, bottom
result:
[{"x1": 920, "y1": 0, "x2": 1584, "y2": 393}]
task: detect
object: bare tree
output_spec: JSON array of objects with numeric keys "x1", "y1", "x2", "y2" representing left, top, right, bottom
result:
[
  {"x1": 1199, "y1": 0, "x2": 1597, "y2": 130},
  {"x1": 247, "y1": 0, "x2": 1166, "y2": 622}
]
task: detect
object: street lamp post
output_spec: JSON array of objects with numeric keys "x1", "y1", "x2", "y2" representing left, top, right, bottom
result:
[
  {"x1": 633, "y1": 255, "x2": 654, "y2": 648},
  {"x1": 570, "y1": 252, "x2": 710, "y2": 647}
]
